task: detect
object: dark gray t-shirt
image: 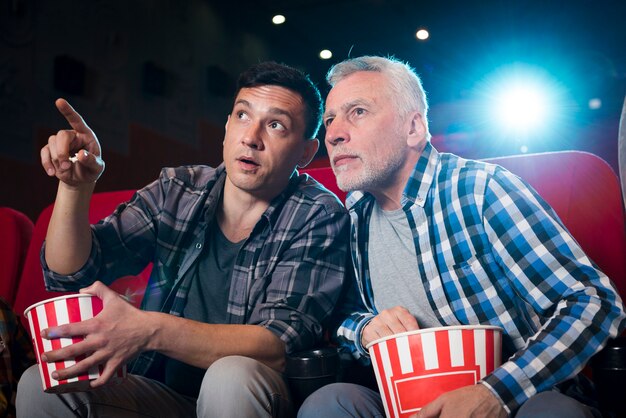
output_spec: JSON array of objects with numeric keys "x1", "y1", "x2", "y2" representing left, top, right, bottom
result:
[{"x1": 164, "y1": 221, "x2": 245, "y2": 397}]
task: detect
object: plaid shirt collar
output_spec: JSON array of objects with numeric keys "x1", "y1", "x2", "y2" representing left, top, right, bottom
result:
[
  {"x1": 207, "y1": 163, "x2": 303, "y2": 233},
  {"x1": 345, "y1": 141, "x2": 440, "y2": 211}
]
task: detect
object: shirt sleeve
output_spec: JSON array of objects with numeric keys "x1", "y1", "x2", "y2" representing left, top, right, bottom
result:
[
  {"x1": 333, "y1": 264, "x2": 376, "y2": 360},
  {"x1": 479, "y1": 168, "x2": 626, "y2": 414},
  {"x1": 248, "y1": 202, "x2": 351, "y2": 354},
  {"x1": 42, "y1": 176, "x2": 165, "y2": 292}
]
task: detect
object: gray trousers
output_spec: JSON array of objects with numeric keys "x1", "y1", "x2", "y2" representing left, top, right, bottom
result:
[
  {"x1": 17, "y1": 355, "x2": 293, "y2": 418},
  {"x1": 296, "y1": 382, "x2": 597, "y2": 418}
]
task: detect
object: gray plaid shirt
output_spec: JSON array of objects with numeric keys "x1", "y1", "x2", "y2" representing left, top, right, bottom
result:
[{"x1": 43, "y1": 163, "x2": 350, "y2": 377}]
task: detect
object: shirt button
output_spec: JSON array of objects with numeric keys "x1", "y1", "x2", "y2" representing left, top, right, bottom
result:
[
  {"x1": 196, "y1": 243, "x2": 202, "y2": 249},
  {"x1": 417, "y1": 197, "x2": 424, "y2": 204}
]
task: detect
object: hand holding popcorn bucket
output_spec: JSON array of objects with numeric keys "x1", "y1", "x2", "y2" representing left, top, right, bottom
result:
[
  {"x1": 24, "y1": 294, "x2": 127, "y2": 393},
  {"x1": 366, "y1": 325, "x2": 502, "y2": 418}
]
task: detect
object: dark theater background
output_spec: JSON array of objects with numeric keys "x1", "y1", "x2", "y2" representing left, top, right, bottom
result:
[{"x1": 1, "y1": 0, "x2": 625, "y2": 221}]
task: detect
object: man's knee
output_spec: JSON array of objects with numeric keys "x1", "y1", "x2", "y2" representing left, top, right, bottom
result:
[
  {"x1": 202, "y1": 355, "x2": 268, "y2": 391},
  {"x1": 298, "y1": 383, "x2": 384, "y2": 418},
  {"x1": 17, "y1": 364, "x2": 40, "y2": 396},
  {"x1": 197, "y1": 356, "x2": 290, "y2": 418},
  {"x1": 16, "y1": 365, "x2": 62, "y2": 417},
  {"x1": 298, "y1": 383, "x2": 340, "y2": 418}
]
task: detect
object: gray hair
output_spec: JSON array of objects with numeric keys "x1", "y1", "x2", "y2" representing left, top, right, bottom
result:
[{"x1": 326, "y1": 56, "x2": 430, "y2": 140}]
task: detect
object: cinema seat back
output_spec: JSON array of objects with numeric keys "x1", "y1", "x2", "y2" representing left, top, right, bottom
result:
[
  {"x1": 0, "y1": 207, "x2": 34, "y2": 305},
  {"x1": 14, "y1": 190, "x2": 152, "y2": 330}
]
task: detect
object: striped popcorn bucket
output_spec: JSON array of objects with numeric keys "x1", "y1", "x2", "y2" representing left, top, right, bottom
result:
[
  {"x1": 366, "y1": 325, "x2": 502, "y2": 418},
  {"x1": 24, "y1": 294, "x2": 127, "y2": 393}
]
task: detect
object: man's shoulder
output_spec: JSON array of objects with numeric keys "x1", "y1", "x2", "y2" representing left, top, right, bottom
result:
[
  {"x1": 291, "y1": 173, "x2": 347, "y2": 215},
  {"x1": 437, "y1": 152, "x2": 500, "y2": 179},
  {"x1": 159, "y1": 165, "x2": 220, "y2": 191},
  {"x1": 432, "y1": 153, "x2": 528, "y2": 204},
  {"x1": 438, "y1": 152, "x2": 484, "y2": 169}
]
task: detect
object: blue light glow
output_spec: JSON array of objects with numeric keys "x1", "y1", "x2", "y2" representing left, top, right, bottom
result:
[{"x1": 477, "y1": 64, "x2": 568, "y2": 141}]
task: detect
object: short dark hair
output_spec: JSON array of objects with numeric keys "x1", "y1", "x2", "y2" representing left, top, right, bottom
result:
[{"x1": 235, "y1": 62, "x2": 323, "y2": 140}]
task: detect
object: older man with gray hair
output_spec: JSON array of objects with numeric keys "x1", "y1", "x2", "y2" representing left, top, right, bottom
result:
[{"x1": 299, "y1": 56, "x2": 625, "y2": 418}]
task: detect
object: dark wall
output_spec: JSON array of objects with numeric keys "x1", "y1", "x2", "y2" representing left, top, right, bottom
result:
[{"x1": 0, "y1": 0, "x2": 273, "y2": 220}]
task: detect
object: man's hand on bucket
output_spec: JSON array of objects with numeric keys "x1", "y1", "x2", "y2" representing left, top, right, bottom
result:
[
  {"x1": 361, "y1": 306, "x2": 419, "y2": 348},
  {"x1": 412, "y1": 384, "x2": 507, "y2": 418}
]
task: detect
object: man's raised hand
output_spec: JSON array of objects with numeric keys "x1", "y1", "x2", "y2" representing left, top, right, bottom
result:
[{"x1": 41, "y1": 98, "x2": 105, "y2": 187}]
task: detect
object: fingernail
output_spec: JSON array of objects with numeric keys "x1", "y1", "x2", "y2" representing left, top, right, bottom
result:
[
  {"x1": 51, "y1": 371, "x2": 58, "y2": 380},
  {"x1": 83, "y1": 150, "x2": 89, "y2": 157},
  {"x1": 47, "y1": 168, "x2": 55, "y2": 176},
  {"x1": 61, "y1": 161, "x2": 71, "y2": 170},
  {"x1": 41, "y1": 354, "x2": 48, "y2": 362}
]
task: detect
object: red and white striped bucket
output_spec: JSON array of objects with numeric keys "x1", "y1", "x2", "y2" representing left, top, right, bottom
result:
[
  {"x1": 24, "y1": 294, "x2": 127, "y2": 393},
  {"x1": 367, "y1": 325, "x2": 502, "y2": 418}
]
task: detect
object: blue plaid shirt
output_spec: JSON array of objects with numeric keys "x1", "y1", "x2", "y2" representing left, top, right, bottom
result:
[
  {"x1": 335, "y1": 142, "x2": 626, "y2": 413},
  {"x1": 43, "y1": 164, "x2": 350, "y2": 378}
]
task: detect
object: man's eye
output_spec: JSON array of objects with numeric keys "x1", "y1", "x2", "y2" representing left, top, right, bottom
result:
[
  {"x1": 354, "y1": 108, "x2": 366, "y2": 116},
  {"x1": 324, "y1": 117, "x2": 334, "y2": 127},
  {"x1": 270, "y1": 121, "x2": 285, "y2": 131},
  {"x1": 237, "y1": 111, "x2": 249, "y2": 120}
]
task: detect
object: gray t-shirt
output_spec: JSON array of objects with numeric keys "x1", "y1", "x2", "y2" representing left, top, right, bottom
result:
[
  {"x1": 368, "y1": 202, "x2": 442, "y2": 328},
  {"x1": 164, "y1": 221, "x2": 245, "y2": 397}
]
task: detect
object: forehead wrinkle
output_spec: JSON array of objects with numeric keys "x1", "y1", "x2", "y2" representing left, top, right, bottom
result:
[
  {"x1": 235, "y1": 98, "x2": 295, "y2": 121},
  {"x1": 267, "y1": 107, "x2": 293, "y2": 118}
]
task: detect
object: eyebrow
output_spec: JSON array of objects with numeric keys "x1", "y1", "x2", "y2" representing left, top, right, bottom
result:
[{"x1": 323, "y1": 98, "x2": 371, "y2": 119}]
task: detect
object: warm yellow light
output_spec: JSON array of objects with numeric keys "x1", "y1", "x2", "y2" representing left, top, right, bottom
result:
[
  {"x1": 272, "y1": 15, "x2": 286, "y2": 25},
  {"x1": 416, "y1": 29, "x2": 429, "y2": 40},
  {"x1": 319, "y1": 49, "x2": 333, "y2": 60}
]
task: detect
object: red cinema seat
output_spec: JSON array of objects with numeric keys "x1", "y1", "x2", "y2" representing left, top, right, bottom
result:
[
  {"x1": 13, "y1": 190, "x2": 152, "y2": 330},
  {"x1": 0, "y1": 208, "x2": 34, "y2": 306}
]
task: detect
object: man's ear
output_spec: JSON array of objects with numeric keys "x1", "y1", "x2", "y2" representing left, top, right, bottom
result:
[
  {"x1": 223, "y1": 115, "x2": 230, "y2": 144},
  {"x1": 296, "y1": 138, "x2": 320, "y2": 168},
  {"x1": 406, "y1": 111, "x2": 426, "y2": 148}
]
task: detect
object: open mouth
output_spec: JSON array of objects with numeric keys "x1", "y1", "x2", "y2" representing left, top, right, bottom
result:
[{"x1": 238, "y1": 156, "x2": 260, "y2": 168}]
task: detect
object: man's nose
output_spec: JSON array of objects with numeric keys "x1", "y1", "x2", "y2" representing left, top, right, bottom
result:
[
  {"x1": 242, "y1": 123, "x2": 263, "y2": 149},
  {"x1": 325, "y1": 119, "x2": 349, "y2": 147}
]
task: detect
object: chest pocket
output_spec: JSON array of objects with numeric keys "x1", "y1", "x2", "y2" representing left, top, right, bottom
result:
[{"x1": 442, "y1": 253, "x2": 506, "y2": 324}]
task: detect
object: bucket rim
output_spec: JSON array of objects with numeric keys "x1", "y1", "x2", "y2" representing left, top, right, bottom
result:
[
  {"x1": 24, "y1": 293, "x2": 95, "y2": 317},
  {"x1": 365, "y1": 325, "x2": 503, "y2": 350}
]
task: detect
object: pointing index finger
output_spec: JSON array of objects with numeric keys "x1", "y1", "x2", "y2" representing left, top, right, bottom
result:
[{"x1": 55, "y1": 98, "x2": 90, "y2": 133}]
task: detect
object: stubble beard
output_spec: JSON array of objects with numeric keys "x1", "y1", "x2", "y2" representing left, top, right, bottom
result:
[{"x1": 334, "y1": 146, "x2": 406, "y2": 193}]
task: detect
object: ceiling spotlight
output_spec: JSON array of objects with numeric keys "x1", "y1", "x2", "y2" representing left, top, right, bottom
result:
[
  {"x1": 416, "y1": 29, "x2": 429, "y2": 40},
  {"x1": 272, "y1": 15, "x2": 286, "y2": 25},
  {"x1": 588, "y1": 98, "x2": 602, "y2": 110},
  {"x1": 319, "y1": 49, "x2": 333, "y2": 60}
]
